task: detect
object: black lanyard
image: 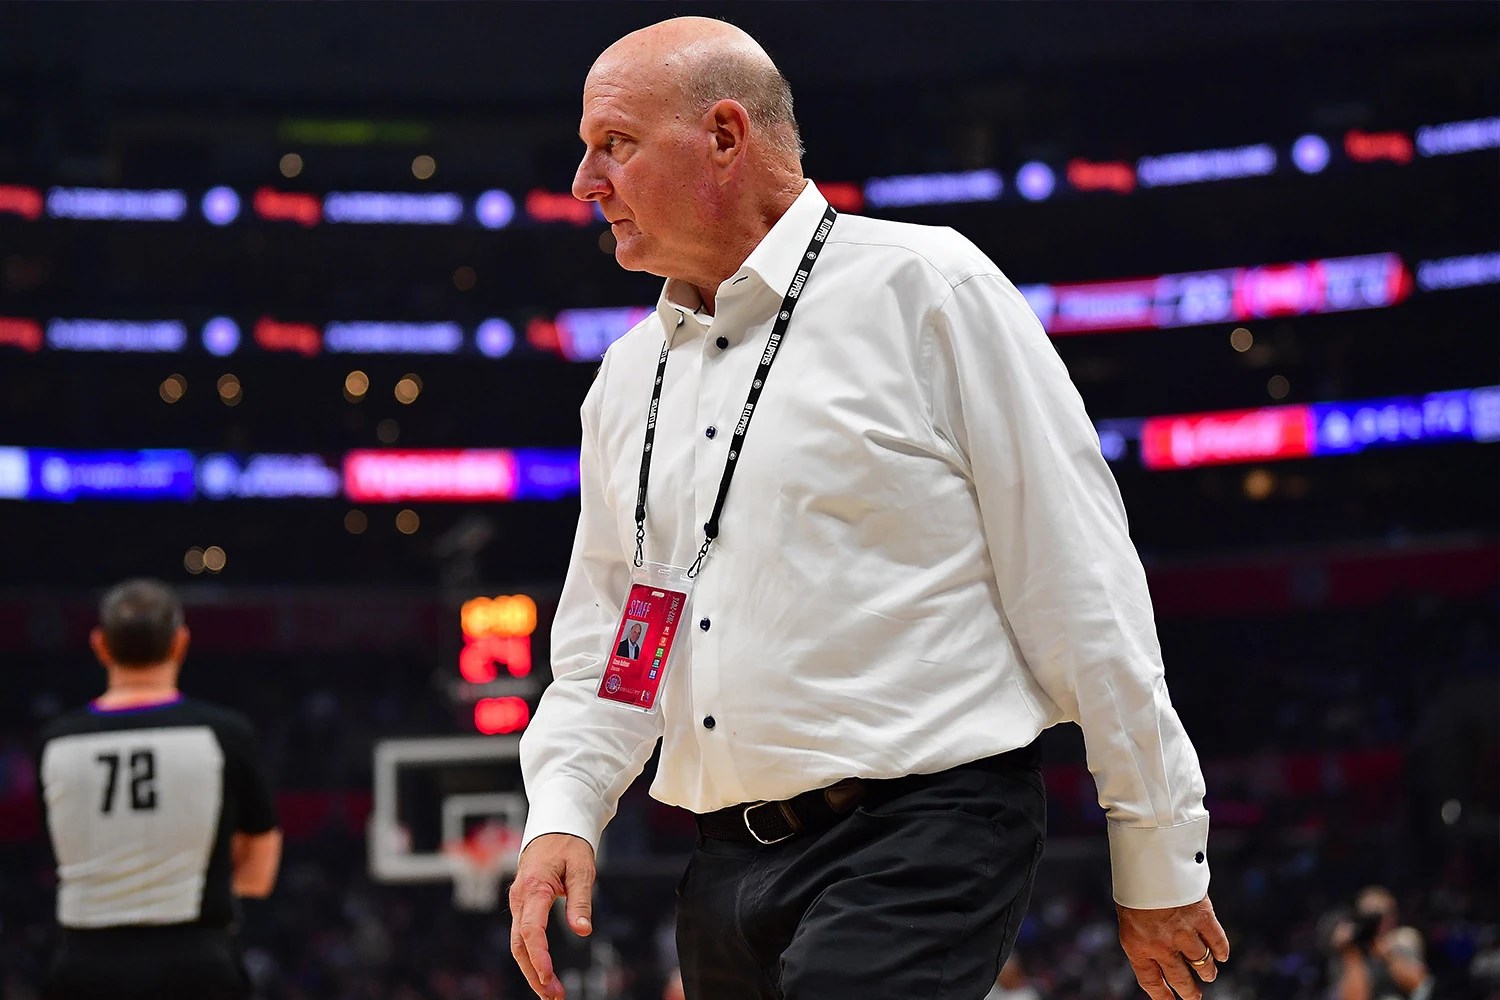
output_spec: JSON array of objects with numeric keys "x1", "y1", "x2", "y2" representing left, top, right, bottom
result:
[{"x1": 634, "y1": 203, "x2": 838, "y2": 577}]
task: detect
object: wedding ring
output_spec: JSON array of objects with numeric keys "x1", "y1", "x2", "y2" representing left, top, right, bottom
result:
[{"x1": 1190, "y1": 946, "x2": 1212, "y2": 967}]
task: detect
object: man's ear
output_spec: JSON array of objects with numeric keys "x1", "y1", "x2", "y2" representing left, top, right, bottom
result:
[
  {"x1": 89, "y1": 628, "x2": 112, "y2": 669},
  {"x1": 171, "y1": 626, "x2": 191, "y2": 665},
  {"x1": 706, "y1": 99, "x2": 752, "y2": 177}
]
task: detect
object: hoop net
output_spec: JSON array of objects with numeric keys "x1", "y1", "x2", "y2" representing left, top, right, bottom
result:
[{"x1": 441, "y1": 820, "x2": 521, "y2": 912}]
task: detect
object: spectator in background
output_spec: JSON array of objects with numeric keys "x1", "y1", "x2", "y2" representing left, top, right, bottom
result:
[
  {"x1": 1330, "y1": 886, "x2": 1432, "y2": 1000},
  {"x1": 985, "y1": 954, "x2": 1043, "y2": 1000}
]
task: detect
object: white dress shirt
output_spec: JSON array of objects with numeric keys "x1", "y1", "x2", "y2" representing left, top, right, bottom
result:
[{"x1": 520, "y1": 181, "x2": 1211, "y2": 909}]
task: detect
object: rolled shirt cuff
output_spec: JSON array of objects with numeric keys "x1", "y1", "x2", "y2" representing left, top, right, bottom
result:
[
  {"x1": 1107, "y1": 814, "x2": 1211, "y2": 909},
  {"x1": 520, "y1": 775, "x2": 612, "y2": 856}
]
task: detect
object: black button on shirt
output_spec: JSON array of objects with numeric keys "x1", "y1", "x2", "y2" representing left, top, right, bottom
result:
[
  {"x1": 702, "y1": 716, "x2": 716, "y2": 730},
  {"x1": 699, "y1": 618, "x2": 711, "y2": 631},
  {"x1": 705, "y1": 426, "x2": 717, "y2": 439},
  {"x1": 715, "y1": 336, "x2": 729, "y2": 349}
]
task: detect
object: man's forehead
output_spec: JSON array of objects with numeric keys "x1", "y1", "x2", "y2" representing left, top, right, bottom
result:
[
  {"x1": 578, "y1": 84, "x2": 640, "y2": 133},
  {"x1": 580, "y1": 57, "x2": 684, "y2": 130}
]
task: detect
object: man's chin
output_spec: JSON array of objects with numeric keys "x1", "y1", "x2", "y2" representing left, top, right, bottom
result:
[{"x1": 611, "y1": 237, "x2": 668, "y2": 276}]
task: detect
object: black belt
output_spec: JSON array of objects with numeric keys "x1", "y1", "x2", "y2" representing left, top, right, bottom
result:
[
  {"x1": 693, "y1": 745, "x2": 1042, "y2": 846},
  {"x1": 696, "y1": 778, "x2": 867, "y2": 845}
]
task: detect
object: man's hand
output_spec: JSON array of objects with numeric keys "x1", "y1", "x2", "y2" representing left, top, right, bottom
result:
[
  {"x1": 1118, "y1": 894, "x2": 1230, "y2": 1000},
  {"x1": 509, "y1": 833, "x2": 596, "y2": 999}
]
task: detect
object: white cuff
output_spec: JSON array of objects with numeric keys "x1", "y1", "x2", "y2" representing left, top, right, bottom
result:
[
  {"x1": 520, "y1": 774, "x2": 613, "y2": 855},
  {"x1": 1107, "y1": 815, "x2": 1211, "y2": 909}
]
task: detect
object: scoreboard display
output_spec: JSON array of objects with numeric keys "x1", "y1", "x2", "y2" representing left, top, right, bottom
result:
[{"x1": 447, "y1": 592, "x2": 556, "y2": 735}]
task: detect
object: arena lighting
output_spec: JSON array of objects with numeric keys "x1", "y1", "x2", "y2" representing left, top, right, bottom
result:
[
  {"x1": 1311, "y1": 387, "x2": 1500, "y2": 454},
  {"x1": 200, "y1": 186, "x2": 241, "y2": 225},
  {"x1": 1015, "y1": 162, "x2": 1056, "y2": 202},
  {"x1": 197, "y1": 453, "x2": 342, "y2": 499},
  {"x1": 1142, "y1": 406, "x2": 1316, "y2": 470},
  {"x1": 0, "y1": 184, "x2": 43, "y2": 220},
  {"x1": 2, "y1": 387, "x2": 1494, "y2": 503},
  {"x1": 476, "y1": 189, "x2": 517, "y2": 230},
  {"x1": 1415, "y1": 116, "x2": 1500, "y2": 157},
  {"x1": 541, "y1": 306, "x2": 653, "y2": 362},
  {"x1": 343, "y1": 450, "x2": 519, "y2": 503},
  {"x1": 1065, "y1": 159, "x2": 1136, "y2": 194},
  {"x1": 523, "y1": 189, "x2": 593, "y2": 226},
  {"x1": 1343, "y1": 129, "x2": 1414, "y2": 165},
  {"x1": 461, "y1": 594, "x2": 538, "y2": 640},
  {"x1": 864, "y1": 169, "x2": 1002, "y2": 209},
  {"x1": 473, "y1": 697, "x2": 530, "y2": 735},
  {"x1": 1021, "y1": 251, "x2": 1409, "y2": 336},
  {"x1": 511, "y1": 449, "x2": 583, "y2": 501},
  {"x1": 9, "y1": 118, "x2": 1500, "y2": 234},
  {"x1": 1135, "y1": 386, "x2": 1500, "y2": 470},
  {"x1": 253, "y1": 188, "x2": 322, "y2": 226},
  {"x1": 1136, "y1": 144, "x2": 1277, "y2": 188},
  {"x1": 201, "y1": 317, "x2": 241, "y2": 356},
  {"x1": 1290, "y1": 135, "x2": 1331, "y2": 174},
  {"x1": 474, "y1": 319, "x2": 516, "y2": 359},
  {"x1": 323, "y1": 191, "x2": 463, "y2": 225},
  {"x1": 1415, "y1": 251, "x2": 1500, "y2": 291},
  {"x1": 1096, "y1": 425, "x2": 1130, "y2": 463},
  {"x1": 253, "y1": 317, "x2": 322, "y2": 357},
  {"x1": 45, "y1": 186, "x2": 188, "y2": 222},
  {"x1": 1, "y1": 248, "x2": 1486, "y2": 361},
  {"x1": 0, "y1": 317, "x2": 43, "y2": 352},
  {"x1": 813, "y1": 181, "x2": 864, "y2": 212},
  {"x1": 0, "y1": 448, "x2": 29, "y2": 499},
  {"x1": 460, "y1": 595, "x2": 537, "y2": 683},
  {"x1": 324, "y1": 321, "x2": 463, "y2": 354},
  {"x1": 46, "y1": 319, "x2": 187, "y2": 353},
  {"x1": 27, "y1": 449, "x2": 197, "y2": 501},
  {"x1": 277, "y1": 118, "x2": 431, "y2": 147},
  {"x1": 460, "y1": 637, "x2": 535, "y2": 683}
]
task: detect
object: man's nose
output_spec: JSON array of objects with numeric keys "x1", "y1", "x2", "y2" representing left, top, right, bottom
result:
[{"x1": 573, "y1": 154, "x2": 607, "y2": 203}]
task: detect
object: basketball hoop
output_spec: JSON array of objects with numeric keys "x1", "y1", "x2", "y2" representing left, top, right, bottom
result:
[{"x1": 441, "y1": 821, "x2": 520, "y2": 912}]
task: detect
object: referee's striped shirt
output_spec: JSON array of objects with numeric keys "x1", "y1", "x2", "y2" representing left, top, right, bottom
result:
[{"x1": 37, "y1": 695, "x2": 278, "y2": 929}]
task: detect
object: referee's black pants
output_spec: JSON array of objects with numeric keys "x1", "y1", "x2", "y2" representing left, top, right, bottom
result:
[
  {"x1": 44, "y1": 925, "x2": 250, "y2": 1000},
  {"x1": 676, "y1": 745, "x2": 1046, "y2": 1000}
]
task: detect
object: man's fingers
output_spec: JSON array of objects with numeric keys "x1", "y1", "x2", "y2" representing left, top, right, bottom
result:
[
  {"x1": 518, "y1": 888, "x2": 562, "y2": 997},
  {"x1": 510, "y1": 928, "x2": 549, "y2": 999},
  {"x1": 563, "y1": 862, "x2": 595, "y2": 936},
  {"x1": 1204, "y1": 921, "x2": 1231, "y2": 963},
  {"x1": 1176, "y1": 933, "x2": 1217, "y2": 982},
  {"x1": 1184, "y1": 947, "x2": 1217, "y2": 984},
  {"x1": 1161, "y1": 957, "x2": 1203, "y2": 1000},
  {"x1": 1129, "y1": 959, "x2": 1175, "y2": 1000}
]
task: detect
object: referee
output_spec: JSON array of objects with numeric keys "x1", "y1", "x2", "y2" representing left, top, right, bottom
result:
[{"x1": 36, "y1": 579, "x2": 281, "y2": 1000}]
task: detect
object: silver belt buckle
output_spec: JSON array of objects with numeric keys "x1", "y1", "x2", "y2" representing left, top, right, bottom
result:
[{"x1": 742, "y1": 801, "x2": 795, "y2": 845}]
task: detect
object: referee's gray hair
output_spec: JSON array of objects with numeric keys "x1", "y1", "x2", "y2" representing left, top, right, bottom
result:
[
  {"x1": 99, "y1": 578, "x2": 185, "y2": 667},
  {"x1": 683, "y1": 49, "x2": 804, "y2": 161}
]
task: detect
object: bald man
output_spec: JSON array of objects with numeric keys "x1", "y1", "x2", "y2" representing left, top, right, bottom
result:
[{"x1": 513, "y1": 17, "x2": 1228, "y2": 1000}]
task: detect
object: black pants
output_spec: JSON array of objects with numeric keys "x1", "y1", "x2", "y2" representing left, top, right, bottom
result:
[
  {"x1": 44, "y1": 925, "x2": 250, "y2": 1000},
  {"x1": 675, "y1": 746, "x2": 1046, "y2": 1000}
]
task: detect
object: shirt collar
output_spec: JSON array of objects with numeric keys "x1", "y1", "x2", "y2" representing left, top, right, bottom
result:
[{"x1": 655, "y1": 180, "x2": 829, "y2": 345}]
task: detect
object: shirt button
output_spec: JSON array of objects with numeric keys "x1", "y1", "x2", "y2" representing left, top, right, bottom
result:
[
  {"x1": 704, "y1": 426, "x2": 717, "y2": 439},
  {"x1": 715, "y1": 336, "x2": 729, "y2": 350},
  {"x1": 702, "y1": 715, "x2": 716, "y2": 730},
  {"x1": 699, "y1": 618, "x2": 711, "y2": 631}
]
